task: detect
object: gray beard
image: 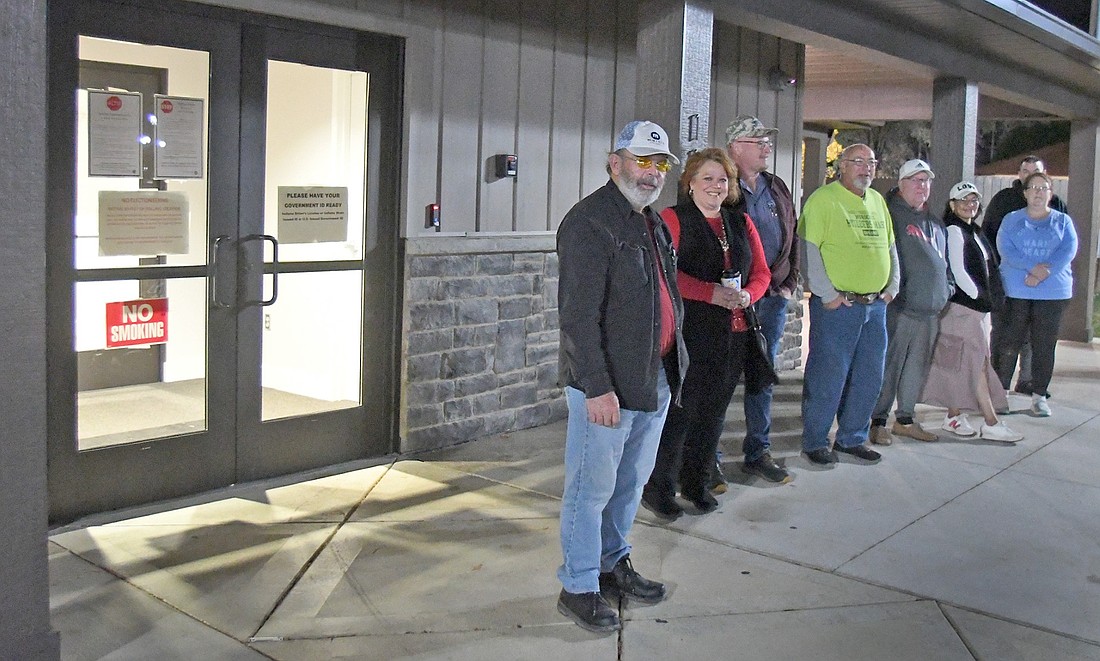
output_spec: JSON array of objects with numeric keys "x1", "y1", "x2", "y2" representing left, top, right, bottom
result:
[{"x1": 616, "y1": 179, "x2": 662, "y2": 211}]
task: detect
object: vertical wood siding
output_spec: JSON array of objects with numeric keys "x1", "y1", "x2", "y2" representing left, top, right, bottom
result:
[
  {"x1": 711, "y1": 23, "x2": 805, "y2": 210},
  {"x1": 330, "y1": 1, "x2": 804, "y2": 233}
]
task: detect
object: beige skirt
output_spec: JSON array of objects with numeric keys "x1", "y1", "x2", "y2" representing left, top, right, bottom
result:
[{"x1": 920, "y1": 302, "x2": 1008, "y2": 412}]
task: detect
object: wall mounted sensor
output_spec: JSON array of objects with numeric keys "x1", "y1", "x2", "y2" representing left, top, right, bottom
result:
[
  {"x1": 494, "y1": 154, "x2": 518, "y2": 178},
  {"x1": 426, "y1": 203, "x2": 440, "y2": 231}
]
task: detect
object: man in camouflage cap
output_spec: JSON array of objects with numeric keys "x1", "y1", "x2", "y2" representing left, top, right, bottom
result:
[{"x1": 723, "y1": 115, "x2": 800, "y2": 484}]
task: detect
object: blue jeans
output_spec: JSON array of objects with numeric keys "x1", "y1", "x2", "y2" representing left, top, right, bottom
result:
[
  {"x1": 801, "y1": 295, "x2": 888, "y2": 451},
  {"x1": 743, "y1": 294, "x2": 789, "y2": 462},
  {"x1": 558, "y1": 368, "x2": 671, "y2": 594}
]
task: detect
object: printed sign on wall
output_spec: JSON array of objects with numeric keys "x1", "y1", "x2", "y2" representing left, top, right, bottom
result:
[
  {"x1": 277, "y1": 186, "x2": 349, "y2": 244},
  {"x1": 87, "y1": 90, "x2": 142, "y2": 177},
  {"x1": 98, "y1": 190, "x2": 189, "y2": 256},
  {"x1": 153, "y1": 94, "x2": 204, "y2": 179},
  {"x1": 106, "y1": 298, "x2": 168, "y2": 348}
]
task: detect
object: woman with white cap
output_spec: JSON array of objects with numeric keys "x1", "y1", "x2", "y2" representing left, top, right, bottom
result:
[{"x1": 920, "y1": 182, "x2": 1022, "y2": 442}]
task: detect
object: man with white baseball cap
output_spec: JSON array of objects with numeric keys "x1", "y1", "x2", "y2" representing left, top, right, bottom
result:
[
  {"x1": 869, "y1": 159, "x2": 953, "y2": 445},
  {"x1": 555, "y1": 120, "x2": 687, "y2": 632}
]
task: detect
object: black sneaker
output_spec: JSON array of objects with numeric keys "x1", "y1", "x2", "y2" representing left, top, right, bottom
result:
[
  {"x1": 742, "y1": 453, "x2": 791, "y2": 483},
  {"x1": 682, "y1": 488, "x2": 718, "y2": 514},
  {"x1": 804, "y1": 448, "x2": 837, "y2": 465},
  {"x1": 834, "y1": 443, "x2": 882, "y2": 462},
  {"x1": 708, "y1": 461, "x2": 729, "y2": 495},
  {"x1": 640, "y1": 488, "x2": 683, "y2": 522},
  {"x1": 557, "y1": 589, "x2": 621, "y2": 632},
  {"x1": 599, "y1": 554, "x2": 666, "y2": 604}
]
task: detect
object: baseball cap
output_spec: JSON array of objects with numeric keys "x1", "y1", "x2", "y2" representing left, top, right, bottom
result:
[
  {"x1": 725, "y1": 115, "x2": 779, "y2": 144},
  {"x1": 898, "y1": 159, "x2": 935, "y2": 180},
  {"x1": 949, "y1": 181, "x2": 982, "y2": 200},
  {"x1": 614, "y1": 120, "x2": 680, "y2": 164}
]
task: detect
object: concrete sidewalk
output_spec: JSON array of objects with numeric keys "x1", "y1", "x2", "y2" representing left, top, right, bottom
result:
[{"x1": 49, "y1": 341, "x2": 1100, "y2": 660}]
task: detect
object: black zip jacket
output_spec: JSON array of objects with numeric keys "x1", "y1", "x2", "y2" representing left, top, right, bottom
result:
[{"x1": 557, "y1": 180, "x2": 688, "y2": 411}]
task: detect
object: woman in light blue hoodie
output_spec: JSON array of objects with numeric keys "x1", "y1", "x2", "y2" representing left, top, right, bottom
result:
[{"x1": 994, "y1": 171, "x2": 1078, "y2": 417}]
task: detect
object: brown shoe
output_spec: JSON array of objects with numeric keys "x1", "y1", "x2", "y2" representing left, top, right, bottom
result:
[
  {"x1": 869, "y1": 425, "x2": 893, "y2": 446},
  {"x1": 891, "y1": 420, "x2": 938, "y2": 442}
]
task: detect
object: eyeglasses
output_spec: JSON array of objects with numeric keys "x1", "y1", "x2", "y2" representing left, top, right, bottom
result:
[
  {"x1": 735, "y1": 138, "x2": 773, "y2": 150},
  {"x1": 1026, "y1": 185, "x2": 1051, "y2": 192},
  {"x1": 843, "y1": 158, "x2": 878, "y2": 168},
  {"x1": 629, "y1": 156, "x2": 672, "y2": 173}
]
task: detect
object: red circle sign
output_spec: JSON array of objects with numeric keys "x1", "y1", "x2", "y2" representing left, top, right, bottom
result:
[
  {"x1": 106, "y1": 95, "x2": 122, "y2": 111},
  {"x1": 160, "y1": 99, "x2": 174, "y2": 114}
]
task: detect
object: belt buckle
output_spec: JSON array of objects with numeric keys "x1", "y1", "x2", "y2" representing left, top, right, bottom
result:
[{"x1": 844, "y1": 291, "x2": 876, "y2": 304}]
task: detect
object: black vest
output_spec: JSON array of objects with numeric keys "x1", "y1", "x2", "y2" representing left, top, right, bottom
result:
[{"x1": 672, "y1": 199, "x2": 753, "y2": 357}]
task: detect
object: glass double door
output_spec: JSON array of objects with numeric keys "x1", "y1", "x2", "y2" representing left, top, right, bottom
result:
[{"x1": 47, "y1": 0, "x2": 402, "y2": 522}]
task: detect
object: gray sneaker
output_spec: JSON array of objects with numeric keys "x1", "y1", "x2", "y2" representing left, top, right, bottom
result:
[
  {"x1": 1031, "y1": 395, "x2": 1052, "y2": 417},
  {"x1": 742, "y1": 453, "x2": 792, "y2": 483}
]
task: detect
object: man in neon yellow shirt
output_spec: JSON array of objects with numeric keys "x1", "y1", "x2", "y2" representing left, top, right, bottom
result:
[{"x1": 798, "y1": 144, "x2": 900, "y2": 465}]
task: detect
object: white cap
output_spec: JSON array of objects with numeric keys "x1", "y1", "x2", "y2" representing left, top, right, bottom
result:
[
  {"x1": 614, "y1": 120, "x2": 680, "y2": 165},
  {"x1": 898, "y1": 159, "x2": 935, "y2": 180},
  {"x1": 949, "y1": 181, "x2": 982, "y2": 200}
]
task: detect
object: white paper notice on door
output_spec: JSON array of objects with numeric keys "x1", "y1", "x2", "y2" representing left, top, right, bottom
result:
[
  {"x1": 98, "y1": 191, "x2": 189, "y2": 256},
  {"x1": 154, "y1": 95, "x2": 205, "y2": 179},
  {"x1": 277, "y1": 186, "x2": 349, "y2": 243},
  {"x1": 88, "y1": 90, "x2": 142, "y2": 177}
]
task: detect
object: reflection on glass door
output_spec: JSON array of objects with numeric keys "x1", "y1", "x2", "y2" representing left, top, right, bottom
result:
[
  {"x1": 259, "y1": 61, "x2": 367, "y2": 421},
  {"x1": 73, "y1": 37, "x2": 211, "y2": 450}
]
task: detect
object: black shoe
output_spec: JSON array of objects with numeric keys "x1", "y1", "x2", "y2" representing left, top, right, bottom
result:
[
  {"x1": 1013, "y1": 381, "x2": 1033, "y2": 396},
  {"x1": 708, "y1": 461, "x2": 729, "y2": 495},
  {"x1": 682, "y1": 488, "x2": 718, "y2": 514},
  {"x1": 557, "y1": 589, "x2": 621, "y2": 632},
  {"x1": 804, "y1": 448, "x2": 837, "y2": 465},
  {"x1": 641, "y1": 489, "x2": 683, "y2": 521},
  {"x1": 599, "y1": 554, "x2": 667, "y2": 604},
  {"x1": 742, "y1": 453, "x2": 792, "y2": 483},
  {"x1": 834, "y1": 443, "x2": 882, "y2": 462}
]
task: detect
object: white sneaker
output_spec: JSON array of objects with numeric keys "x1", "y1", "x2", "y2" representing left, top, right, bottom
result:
[
  {"x1": 1031, "y1": 394, "x2": 1052, "y2": 417},
  {"x1": 942, "y1": 413, "x2": 977, "y2": 437},
  {"x1": 980, "y1": 422, "x2": 1023, "y2": 443}
]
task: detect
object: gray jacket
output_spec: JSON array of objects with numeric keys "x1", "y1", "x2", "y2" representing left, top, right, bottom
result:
[{"x1": 885, "y1": 188, "x2": 953, "y2": 317}]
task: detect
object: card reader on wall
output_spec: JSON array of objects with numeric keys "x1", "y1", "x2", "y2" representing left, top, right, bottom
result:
[
  {"x1": 426, "y1": 203, "x2": 440, "y2": 231},
  {"x1": 494, "y1": 154, "x2": 518, "y2": 178}
]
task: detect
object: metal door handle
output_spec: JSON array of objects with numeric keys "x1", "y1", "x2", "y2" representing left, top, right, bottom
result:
[
  {"x1": 211, "y1": 235, "x2": 233, "y2": 309},
  {"x1": 240, "y1": 233, "x2": 279, "y2": 307}
]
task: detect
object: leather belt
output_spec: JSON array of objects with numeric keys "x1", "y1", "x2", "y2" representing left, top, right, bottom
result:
[{"x1": 839, "y1": 291, "x2": 879, "y2": 304}]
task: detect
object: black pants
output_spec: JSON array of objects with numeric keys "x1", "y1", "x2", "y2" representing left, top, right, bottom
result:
[
  {"x1": 647, "y1": 331, "x2": 746, "y2": 499},
  {"x1": 993, "y1": 297, "x2": 1068, "y2": 397},
  {"x1": 990, "y1": 304, "x2": 1032, "y2": 387}
]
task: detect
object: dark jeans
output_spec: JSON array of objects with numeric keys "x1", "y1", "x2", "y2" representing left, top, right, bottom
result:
[
  {"x1": 991, "y1": 303, "x2": 1032, "y2": 386},
  {"x1": 648, "y1": 331, "x2": 746, "y2": 499},
  {"x1": 993, "y1": 297, "x2": 1068, "y2": 397}
]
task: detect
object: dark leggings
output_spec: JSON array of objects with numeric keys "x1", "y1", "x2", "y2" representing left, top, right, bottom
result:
[
  {"x1": 993, "y1": 297, "x2": 1068, "y2": 397},
  {"x1": 647, "y1": 332, "x2": 746, "y2": 499}
]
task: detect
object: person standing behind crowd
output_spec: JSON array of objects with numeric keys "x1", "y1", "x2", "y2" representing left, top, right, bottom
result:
[
  {"x1": 920, "y1": 182, "x2": 1022, "y2": 442},
  {"x1": 983, "y1": 156, "x2": 1067, "y2": 397},
  {"x1": 798, "y1": 144, "x2": 900, "y2": 465},
  {"x1": 724, "y1": 115, "x2": 799, "y2": 485},
  {"x1": 642, "y1": 148, "x2": 771, "y2": 521},
  {"x1": 868, "y1": 160, "x2": 952, "y2": 445},
  {"x1": 555, "y1": 120, "x2": 688, "y2": 633},
  {"x1": 994, "y1": 171, "x2": 1078, "y2": 418}
]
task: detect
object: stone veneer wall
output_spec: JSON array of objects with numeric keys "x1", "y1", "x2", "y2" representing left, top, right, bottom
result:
[
  {"x1": 398, "y1": 236, "x2": 804, "y2": 454},
  {"x1": 401, "y1": 236, "x2": 566, "y2": 452}
]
